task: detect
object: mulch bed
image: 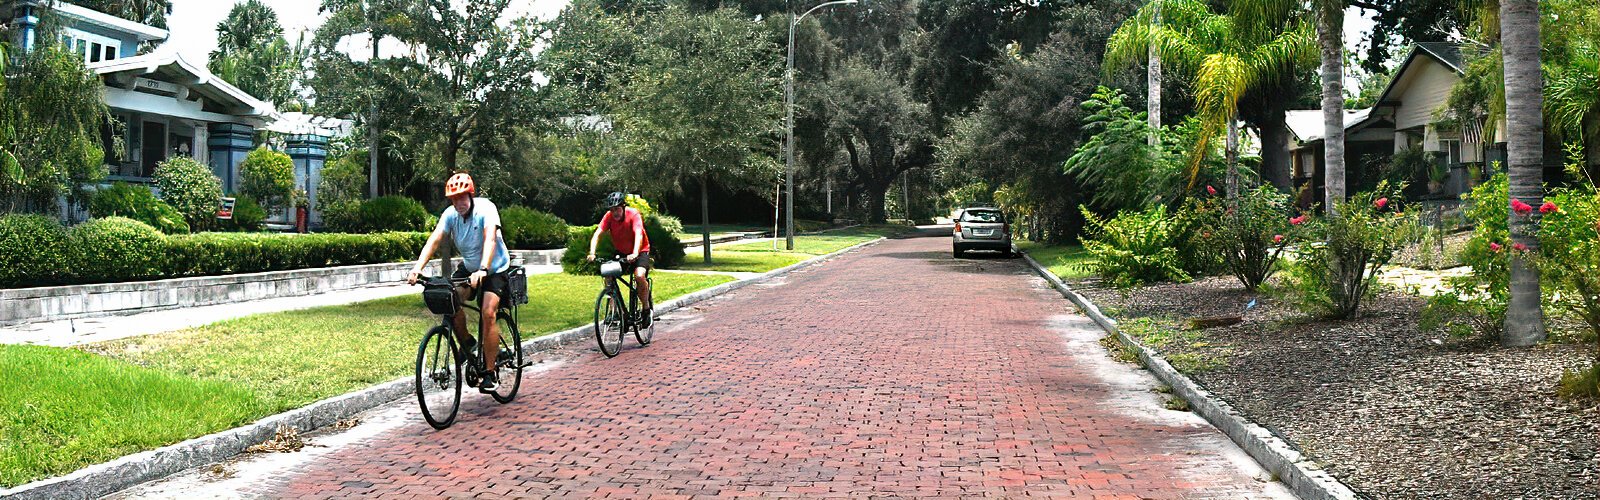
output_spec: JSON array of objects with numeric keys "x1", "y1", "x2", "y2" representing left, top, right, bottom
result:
[{"x1": 1074, "y1": 275, "x2": 1600, "y2": 499}]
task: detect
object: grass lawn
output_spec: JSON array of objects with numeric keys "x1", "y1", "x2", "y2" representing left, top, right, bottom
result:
[
  {"x1": 0, "y1": 345, "x2": 265, "y2": 488},
  {"x1": 678, "y1": 225, "x2": 912, "y2": 273},
  {"x1": 673, "y1": 224, "x2": 769, "y2": 243},
  {"x1": 3, "y1": 272, "x2": 731, "y2": 488},
  {"x1": 1016, "y1": 241, "x2": 1095, "y2": 281}
]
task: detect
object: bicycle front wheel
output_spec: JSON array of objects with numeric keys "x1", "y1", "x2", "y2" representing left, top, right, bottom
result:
[
  {"x1": 594, "y1": 290, "x2": 625, "y2": 358},
  {"x1": 488, "y1": 313, "x2": 522, "y2": 403},
  {"x1": 415, "y1": 325, "x2": 461, "y2": 430}
]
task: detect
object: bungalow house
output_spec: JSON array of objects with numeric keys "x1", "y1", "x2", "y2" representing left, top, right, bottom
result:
[
  {"x1": 9, "y1": 1, "x2": 339, "y2": 226},
  {"x1": 1287, "y1": 43, "x2": 1502, "y2": 210}
]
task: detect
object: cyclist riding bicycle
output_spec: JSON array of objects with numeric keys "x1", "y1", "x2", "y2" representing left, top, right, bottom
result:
[
  {"x1": 587, "y1": 192, "x2": 653, "y2": 325},
  {"x1": 407, "y1": 172, "x2": 511, "y2": 391}
]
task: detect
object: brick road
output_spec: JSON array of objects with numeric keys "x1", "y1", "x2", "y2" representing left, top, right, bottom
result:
[{"x1": 246, "y1": 234, "x2": 1292, "y2": 498}]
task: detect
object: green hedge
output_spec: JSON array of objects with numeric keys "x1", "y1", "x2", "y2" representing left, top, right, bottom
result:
[
  {"x1": 0, "y1": 215, "x2": 71, "y2": 287},
  {"x1": 165, "y1": 232, "x2": 426, "y2": 276},
  {"x1": 69, "y1": 217, "x2": 165, "y2": 283},
  {"x1": 562, "y1": 215, "x2": 685, "y2": 275},
  {"x1": 500, "y1": 205, "x2": 569, "y2": 250},
  {"x1": 0, "y1": 213, "x2": 428, "y2": 288}
]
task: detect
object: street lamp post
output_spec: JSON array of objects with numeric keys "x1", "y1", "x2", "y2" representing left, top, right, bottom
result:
[{"x1": 786, "y1": 0, "x2": 857, "y2": 251}]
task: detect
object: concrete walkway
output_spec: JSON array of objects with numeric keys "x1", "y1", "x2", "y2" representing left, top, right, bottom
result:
[
  {"x1": 112, "y1": 233, "x2": 1291, "y2": 498},
  {"x1": 0, "y1": 264, "x2": 562, "y2": 347}
]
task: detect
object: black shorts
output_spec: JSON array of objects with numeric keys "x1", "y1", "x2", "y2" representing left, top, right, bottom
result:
[
  {"x1": 624, "y1": 251, "x2": 653, "y2": 272},
  {"x1": 452, "y1": 266, "x2": 510, "y2": 301}
]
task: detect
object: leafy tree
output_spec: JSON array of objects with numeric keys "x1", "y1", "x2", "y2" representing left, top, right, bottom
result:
[
  {"x1": 911, "y1": 0, "x2": 1067, "y2": 123},
  {"x1": 815, "y1": 59, "x2": 931, "y2": 224},
  {"x1": 1349, "y1": 0, "x2": 1468, "y2": 73},
  {"x1": 208, "y1": 0, "x2": 298, "y2": 107},
  {"x1": 309, "y1": 0, "x2": 548, "y2": 194},
  {"x1": 603, "y1": 6, "x2": 782, "y2": 263},
  {"x1": 0, "y1": 43, "x2": 106, "y2": 214},
  {"x1": 1105, "y1": 0, "x2": 1315, "y2": 196}
]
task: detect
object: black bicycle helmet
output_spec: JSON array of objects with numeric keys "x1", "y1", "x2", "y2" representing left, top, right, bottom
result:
[{"x1": 605, "y1": 192, "x2": 626, "y2": 208}]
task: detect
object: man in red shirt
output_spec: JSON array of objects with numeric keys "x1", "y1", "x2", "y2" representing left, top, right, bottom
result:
[{"x1": 587, "y1": 192, "x2": 653, "y2": 320}]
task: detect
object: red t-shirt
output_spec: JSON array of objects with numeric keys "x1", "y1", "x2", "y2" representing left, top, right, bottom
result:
[{"x1": 599, "y1": 207, "x2": 651, "y2": 254}]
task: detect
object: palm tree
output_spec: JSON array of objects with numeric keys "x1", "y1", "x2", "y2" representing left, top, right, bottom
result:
[
  {"x1": 1542, "y1": 0, "x2": 1599, "y2": 171},
  {"x1": 1314, "y1": 0, "x2": 1346, "y2": 212},
  {"x1": 1500, "y1": 0, "x2": 1545, "y2": 346},
  {"x1": 1105, "y1": 0, "x2": 1314, "y2": 198}
]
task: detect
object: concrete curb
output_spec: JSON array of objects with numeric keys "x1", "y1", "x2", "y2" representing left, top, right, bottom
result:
[
  {"x1": 1019, "y1": 252, "x2": 1361, "y2": 500},
  {"x1": 1, "y1": 237, "x2": 887, "y2": 500}
]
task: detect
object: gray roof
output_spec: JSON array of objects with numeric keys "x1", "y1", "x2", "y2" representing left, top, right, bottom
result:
[{"x1": 1413, "y1": 42, "x2": 1463, "y2": 73}]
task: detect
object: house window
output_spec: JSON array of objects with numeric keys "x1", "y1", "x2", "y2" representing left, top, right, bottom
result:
[
  {"x1": 57, "y1": 30, "x2": 121, "y2": 65},
  {"x1": 1442, "y1": 139, "x2": 1462, "y2": 165}
]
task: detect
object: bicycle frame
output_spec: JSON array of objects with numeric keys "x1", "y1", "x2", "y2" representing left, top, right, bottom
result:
[{"x1": 602, "y1": 257, "x2": 649, "y2": 317}]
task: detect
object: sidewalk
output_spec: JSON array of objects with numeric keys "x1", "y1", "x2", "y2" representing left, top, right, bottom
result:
[{"x1": 0, "y1": 264, "x2": 562, "y2": 347}]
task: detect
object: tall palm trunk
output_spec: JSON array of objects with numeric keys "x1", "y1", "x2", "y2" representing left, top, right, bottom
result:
[
  {"x1": 1226, "y1": 118, "x2": 1239, "y2": 199},
  {"x1": 1501, "y1": 0, "x2": 1545, "y2": 346},
  {"x1": 1317, "y1": 0, "x2": 1346, "y2": 214},
  {"x1": 701, "y1": 174, "x2": 712, "y2": 264},
  {"x1": 1147, "y1": 0, "x2": 1162, "y2": 147}
]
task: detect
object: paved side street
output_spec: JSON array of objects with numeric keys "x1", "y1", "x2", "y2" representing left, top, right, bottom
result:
[{"x1": 112, "y1": 234, "x2": 1292, "y2": 498}]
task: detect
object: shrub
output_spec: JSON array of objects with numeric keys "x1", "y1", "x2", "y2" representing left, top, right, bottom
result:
[
  {"x1": 68, "y1": 217, "x2": 166, "y2": 283},
  {"x1": 1528, "y1": 188, "x2": 1600, "y2": 394},
  {"x1": 0, "y1": 214, "x2": 70, "y2": 287},
  {"x1": 152, "y1": 156, "x2": 223, "y2": 231},
  {"x1": 1195, "y1": 186, "x2": 1297, "y2": 291},
  {"x1": 500, "y1": 206, "x2": 569, "y2": 250},
  {"x1": 239, "y1": 147, "x2": 295, "y2": 211},
  {"x1": 317, "y1": 150, "x2": 367, "y2": 232},
  {"x1": 1279, "y1": 182, "x2": 1420, "y2": 319},
  {"x1": 561, "y1": 215, "x2": 685, "y2": 275},
  {"x1": 654, "y1": 214, "x2": 684, "y2": 236},
  {"x1": 87, "y1": 183, "x2": 188, "y2": 234},
  {"x1": 1421, "y1": 174, "x2": 1509, "y2": 339},
  {"x1": 358, "y1": 196, "x2": 433, "y2": 233},
  {"x1": 1077, "y1": 205, "x2": 1190, "y2": 289},
  {"x1": 223, "y1": 194, "x2": 267, "y2": 232}
]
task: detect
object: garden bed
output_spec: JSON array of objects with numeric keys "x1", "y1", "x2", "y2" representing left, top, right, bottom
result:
[{"x1": 1072, "y1": 275, "x2": 1599, "y2": 499}]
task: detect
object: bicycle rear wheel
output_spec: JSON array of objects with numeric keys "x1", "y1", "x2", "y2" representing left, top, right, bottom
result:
[
  {"x1": 488, "y1": 313, "x2": 522, "y2": 403},
  {"x1": 414, "y1": 325, "x2": 461, "y2": 430},
  {"x1": 594, "y1": 290, "x2": 626, "y2": 357}
]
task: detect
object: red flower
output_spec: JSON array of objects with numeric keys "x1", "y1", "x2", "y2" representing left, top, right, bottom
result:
[
  {"x1": 1540, "y1": 201, "x2": 1557, "y2": 214},
  {"x1": 1207, "y1": 185, "x2": 1217, "y2": 196},
  {"x1": 1273, "y1": 234, "x2": 1284, "y2": 243},
  {"x1": 1513, "y1": 242, "x2": 1528, "y2": 252},
  {"x1": 1375, "y1": 197, "x2": 1389, "y2": 209},
  {"x1": 1289, "y1": 215, "x2": 1306, "y2": 225},
  {"x1": 1512, "y1": 199, "x2": 1534, "y2": 215},
  {"x1": 1490, "y1": 242, "x2": 1503, "y2": 252}
]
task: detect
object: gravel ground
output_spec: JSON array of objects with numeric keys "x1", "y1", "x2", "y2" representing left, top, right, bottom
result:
[{"x1": 1076, "y1": 275, "x2": 1600, "y2": 499}]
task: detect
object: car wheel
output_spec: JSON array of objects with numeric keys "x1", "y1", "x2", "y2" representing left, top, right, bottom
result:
[{"x1": 953, "y1": 245, "x2": 965, "y2": 258}]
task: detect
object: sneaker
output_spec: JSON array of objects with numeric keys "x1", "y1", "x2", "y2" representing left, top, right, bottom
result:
[
  {"x1": 458, "y1": 337, "x2": 479, "y2": 364},
  {"x1": 477, "y1": 370, "x2": 498, "y2": 392},
  {"x1": 641, "y1": 308, "x2": 654, "y2": 328}
]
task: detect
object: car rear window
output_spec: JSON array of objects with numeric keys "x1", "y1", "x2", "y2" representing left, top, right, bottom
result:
[{"x1": 960, "y1": 210, "x2": 1004, "y2": 223}]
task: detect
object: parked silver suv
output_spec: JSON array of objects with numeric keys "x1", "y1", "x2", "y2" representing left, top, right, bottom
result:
[{"x1": 952, "y1": 207, "x2": 1012, "y2": 258}]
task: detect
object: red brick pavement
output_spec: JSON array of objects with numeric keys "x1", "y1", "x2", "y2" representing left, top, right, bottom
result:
[{"x1": 262, "y1": 234, "x2": 1288, "y2": 499}]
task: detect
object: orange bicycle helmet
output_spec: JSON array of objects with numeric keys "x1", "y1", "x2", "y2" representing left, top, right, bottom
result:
[{"x1": 444, "y1": 172, "x2": 475, "y2": 198}]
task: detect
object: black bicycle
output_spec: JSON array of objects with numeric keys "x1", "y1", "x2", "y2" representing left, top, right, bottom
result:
[
  {"x1": 413, "y1": 269, "x2": 527, "y2": 430},
  {"x1": 593, "y1": 257, "x2": 654, "y2": 358}
]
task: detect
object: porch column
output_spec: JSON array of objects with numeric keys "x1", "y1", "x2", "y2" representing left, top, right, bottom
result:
[
  {"x1": 286, "y1": 134, "x2": 329, "y2": 226},
  {"x1": 206, "y1": 123, "x2": 254, "y2": 193}
]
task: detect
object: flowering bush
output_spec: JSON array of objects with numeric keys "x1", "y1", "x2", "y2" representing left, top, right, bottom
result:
[
  {"x1": 1077, "y1": 204, "x2": 1193, "y2": 289},
  {"x1": 1526, "y1": 188, "x2": 1600, "y2": 397},
  {"x1": 1280, "y1": 182, "x2": 1420, "y2": 319},
  {"x1": 1195, "y1": 185, "x2": 1298, "y2": 291},
  {"x1": 1421, "y1": 174, "x2": 1510, "y2": 339}
]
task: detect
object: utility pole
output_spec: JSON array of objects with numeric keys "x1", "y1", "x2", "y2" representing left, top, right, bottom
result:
[{"x1": 787, "y1": 0, "x2": 858, "y2": 249}]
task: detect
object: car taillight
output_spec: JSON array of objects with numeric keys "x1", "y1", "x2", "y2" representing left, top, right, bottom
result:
[
  {"x1": 954, "y1": 222, "x2": 962, "y2": 233},
  {"x1": 1003, "y1": 222, "x2": 1009, "y2": 234}
]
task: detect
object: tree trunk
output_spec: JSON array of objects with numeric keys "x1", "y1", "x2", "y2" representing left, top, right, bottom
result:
[
  {"x1": 1318, "y1": 1, "x2": 1347, "y2": 215},
  {"x1": 1147, "y1": 0, "x2": 1162, "y2": 146},
  {"x1": 701, "y1": 174, "x2": 712, "y2": 264},
  {"x1": 866, "y1": 181, "x2": 889, "y2": 224},
  {"x1": 1260, "y1": 98, "x2": 1293, "y2": 193},
  {"x1": 1226, "y1": 118, "x2": 1240, "y2": 199},
  {"x1": 1501, "y1": 0, "x2": 1545, "y2": 346}
]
